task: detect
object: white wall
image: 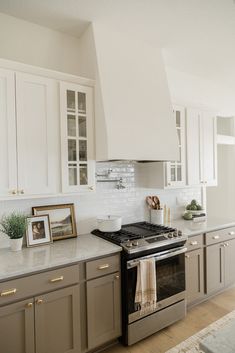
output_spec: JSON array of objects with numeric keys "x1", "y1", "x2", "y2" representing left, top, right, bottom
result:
[
  {"x1": 166, "y1": 67, "x2": 235, "y2": 116},
  {"x1": 0, "y1": 12, "x2": 82, "y2": 75},
  {"x1": 207, "y1": 145, "x2": 235, "y2": 219}
]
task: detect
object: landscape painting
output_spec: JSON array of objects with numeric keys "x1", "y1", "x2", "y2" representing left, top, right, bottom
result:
[{"x1": 32, "y1": 204, "x2": 77, "y2": 240}]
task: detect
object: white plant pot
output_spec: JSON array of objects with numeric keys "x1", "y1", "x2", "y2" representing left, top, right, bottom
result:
[
  {"x1": 10, "y1": 238, "x2": 23, "y2": 252},
  {"x1": 97, "y1": 215, "x2": 122, "y2": 232}
]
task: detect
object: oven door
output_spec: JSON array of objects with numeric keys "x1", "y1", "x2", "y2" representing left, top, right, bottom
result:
[{"x1": 126, "y1": 246, "x2": 186, "y2": 323}]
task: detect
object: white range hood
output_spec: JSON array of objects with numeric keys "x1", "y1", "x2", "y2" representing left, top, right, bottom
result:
[{"x1": 79, "y1": 23, "x2": 179, "y2": 161}]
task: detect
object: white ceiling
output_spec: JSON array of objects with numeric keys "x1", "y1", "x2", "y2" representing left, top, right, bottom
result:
[{"x1": 0, "y1": 0, "x2": 235, "y2": 88}]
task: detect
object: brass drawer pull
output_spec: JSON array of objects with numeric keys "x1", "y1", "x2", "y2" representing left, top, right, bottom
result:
[
  {"x1": 115, "y1": 275, "x2": 120, "y2": 279},
  {"x1": 0, "y1": 288, "x2": 17, "y2": 297},
  {"x1": 26, "y1": 302, "x2": 33, "y2": 308},
  {"x1": 212, "y1": 235, "x2": 220, "y2": 240},
  {"x1": 36, "y1": 299, "x2": 43, "y2": 305},
  {"x1": 229, "y1": 231, "x2": 235, "y2": 236},
  {"x1": 185, "y1": 254, "x2": 190, "y2": 259},
  {"x1": 190, "y1": 241, "x2": 198, "y2": 246},
  {"x1": 98, "y1": 264, "x2": 110, "y2": 270},
  {"x1": 50, "y1": 276, "x2": 64, "y2": 283}
]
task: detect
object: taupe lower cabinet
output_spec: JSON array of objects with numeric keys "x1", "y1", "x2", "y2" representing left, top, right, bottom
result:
[
  {"x1": 206, "y1": 238, "x2": 235, "y2": 294},
  {"x1": 185, "y1": 248, "x2": 204, "y2": 305},
  {"x1": 0, "y1": 298, "x2": 35, "y2": 353},
  {"x1": 85, "y1": 255, "x2": 121, "y2": 350},
  {"x1": 0, "y1": 285, "x2": 80, "y2": 353}
]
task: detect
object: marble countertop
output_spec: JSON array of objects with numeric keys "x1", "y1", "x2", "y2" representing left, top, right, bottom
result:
[
  {"x1": 171, "y1": 218, "x2": 235, "y2": 237},
  {"x1": 0, "y1": 234, "x2": 121, "y2": 282}
]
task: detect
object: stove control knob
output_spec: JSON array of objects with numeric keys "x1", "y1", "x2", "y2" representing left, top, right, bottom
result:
[
  {"x1": 178, "y1": 230, "x2": 183, "y2": 237},
  {"x1": 125, "y1": 240, "x2": 133, "y2": 248},
  {"x1": 173, "y1": 231, "x2": 178, "y2": 237},
  {"x1": 132, "y1": 240, "x2": 139, "y2": 246},
  {"x1": 168, "y1": 233, "x2": 173, "y2": 238}
]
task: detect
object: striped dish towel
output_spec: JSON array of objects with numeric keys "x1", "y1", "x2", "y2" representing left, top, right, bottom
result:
[{"x1": 135, "y1": 258, "x2": 157, "y2": 313}]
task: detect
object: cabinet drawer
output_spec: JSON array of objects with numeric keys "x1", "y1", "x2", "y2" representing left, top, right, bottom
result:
[
  {"x1": 206, "y1": 227, "x2": 235, "y2": 246},
  {"x1": 186, "y1": 234, "x2": 203, "y2": 251},
  {"x1": 0, "y1": 264, "x2": 79, "y2": 305},
  {"x1": 86, "y1": 255, "x2": 120, "y2": 280}
]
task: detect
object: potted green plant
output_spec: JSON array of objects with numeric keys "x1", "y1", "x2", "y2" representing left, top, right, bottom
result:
[{"x1": 0, "y1": 213, "x2": 28, "y2": 251}]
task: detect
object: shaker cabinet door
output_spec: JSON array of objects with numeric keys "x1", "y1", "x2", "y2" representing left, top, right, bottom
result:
[
  {"x1": 225, "y1": 238, "x2": 235, "y2": 286},
  {"x1": 86, "y1": 272, "x2": 121, "y2": 350},
  {"x1": 185, "y1": 248, "x2": 204, "y2": 305},
  {"x1": 35, "y1": 285, "x2": 80, "y2": 353},
  {"x1": 16, "y1": 72, "x2": 59, "y2": 196},
  {"x1": 0, "y1": 298, "x2": 35, "y2": 353},
  {"x1": 0, "y1": 68, "x2": 18, "y2": 197},
  {"x1": 206, "y1": 243, "x2": 224, "y2": 294}
]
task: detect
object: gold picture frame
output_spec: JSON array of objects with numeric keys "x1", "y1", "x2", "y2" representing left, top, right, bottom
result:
[{"x1": 32, "y1": 203, "x2": 77, "y2": 241}]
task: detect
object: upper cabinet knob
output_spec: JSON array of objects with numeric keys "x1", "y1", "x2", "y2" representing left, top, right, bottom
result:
[
  {"x1": 19, "y1": 189, "x2": 25, "y2": 194},
  {"x1": 89, "y1": 186, "x2": 94, "y2": 191},
  {"x1": 11, "y1": 189, "x2": 17, "y2": 195}
]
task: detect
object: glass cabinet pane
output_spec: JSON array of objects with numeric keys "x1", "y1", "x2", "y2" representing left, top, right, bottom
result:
[
  {"x1": 67, "y1": 115, "x2": 76, "y2": 137},
  {"x1": 67, "y1": 90, "x2": 75, "y2": 111},
  {"x1": 79, "y1": 140, "x2": 87, "y2": 161},
  {"x1": 78, "y1": 92, "x2": 86, "y2": 113},
  {"x1": 177, "y1": 166, "x2": 182, "y2": 181},
  {"x1": 177, "y1": 129, "x2": 181, "y2": 146},
  {"x1": 176, "y1": 110, "x2": 181, "y2": 127},
  {"x1": 79, "y1": 164, "x2": 88, "y2": 185},
  {"x1": 69, "y1": 166, "x2": 77, "y2": 186},
  {"x1": 78, "y1": 117, "x2": 87, "y2": 137},
  {"x1": 68, "y1": 140, "x2": 77, "y2": 161},
  {"x1": 171, "y1": 166, "x2": 176, "y2": 181}
]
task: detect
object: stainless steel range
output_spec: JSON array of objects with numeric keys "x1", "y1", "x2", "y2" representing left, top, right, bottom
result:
[{"x1": 92, "y1": 222, "x2": 187, "y2": 345}]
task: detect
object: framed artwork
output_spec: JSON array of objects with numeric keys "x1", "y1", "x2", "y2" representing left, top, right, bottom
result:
[
  {"x1": 32, "y1": 203, "x2": 77, "y2": 241},
  {"x1": 26, "y1": 215, "x2": 52, "y2": 247}
]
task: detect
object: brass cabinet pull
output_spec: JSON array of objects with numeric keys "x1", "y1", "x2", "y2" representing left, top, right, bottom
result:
[
  {"x1": 19, "y1": 189, "x2": 25, "y2": 194},
  {"x1": 36, "y1": 299, "x2": 43, "y2": 305},
  {"x1": 115, "y1": 275, "x2": 120, "y2": 279},
  {"x1": 0, "y1": 288, "x2": 17, "y2": 297},
  {"x1": 225, "y1": 243, "x2": 229, "y2": 247},
  {"x1": 26, "y1": 302, "x2": 33, "y2": 308},
  {"x1": 185, "y1": 255, "x2": 190, "y2": 258},
  {"x1": 190, "y1": 241, "x2": 198, "y2": 246},
  {"x1": 89, "y1": 186, "x2": 94, "y2": 191},
  {"x1": 10, "y1": 189, "x2": 17, "y2": 195},
  {"x1": 229, "y1": 231, "x2": 235, "y2": 236},
  {"x1": 50, "y1": 276, "x2": 64, "y2": 283},
  {"x1": 98, "y1": 264, "x2": 110, "y2": 270},
  {"x1": 213, "y1": 235, "x2": 220, "y2": 240}
]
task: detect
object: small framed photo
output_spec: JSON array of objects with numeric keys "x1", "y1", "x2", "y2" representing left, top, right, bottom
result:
[
  {"x1": 26, "y1": 215, "x2": 52, "y2": 247},
  {"x1": 32, "y1": 203, "x2": 77, "y2": 241}
]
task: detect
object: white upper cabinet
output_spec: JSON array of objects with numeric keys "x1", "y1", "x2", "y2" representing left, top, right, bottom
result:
[
  {"x1": 16, "y1": 73, "x2": 59, "y2": 195},
  {"x1": 186, "y1": 108, "x2": 217, "y2": 187},
  {"x1": 60, "y1": 82, "x2": 95, "y2": 193},
  {"x1": 0, "y1": 69, "x2": 17, "y2": 197}
]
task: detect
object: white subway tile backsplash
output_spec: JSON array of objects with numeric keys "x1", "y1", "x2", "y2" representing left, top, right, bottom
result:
[{"x1": 0, "y1": 161, "x2": 201, "y2": 248}]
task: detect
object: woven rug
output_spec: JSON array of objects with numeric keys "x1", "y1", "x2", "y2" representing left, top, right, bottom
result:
[{"x1": 165, "y1": 309, "x2": 235, "y2": 353}]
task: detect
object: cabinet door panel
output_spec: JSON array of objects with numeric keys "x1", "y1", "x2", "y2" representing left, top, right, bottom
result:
[
  {"x1": 16, "y1": 72, "x2": 59, "y2": 195},
  {"x1": 225, "y1": 238, "x2": 235, "y2": 286},
  {"x1": 0, "y1": 68, "x2": 17, "y2": 196},
  {"x1": 87, "y1": 272, "x2": 121, "y2": 350},
  {"x1": 206, "y1": 244, "x2": 224, "y2": 294},
  {"x1": 186, "y1": 108, "x2": 201, "y2": 185},
  {"x1": 35, "y1": 285, "x2": 80, "y2": 353},
  {"x1": 200, "y1": 112, "x2": 217, "y2": 186},
  {"x1": 0, "y1": 298, "x2": 35, "y2": 353},
  {"x1": 185, "y1": 248, "x2": 204, "y2": 305}
]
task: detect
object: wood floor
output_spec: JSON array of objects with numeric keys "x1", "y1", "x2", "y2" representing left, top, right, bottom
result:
[{"x1": 104, "y1": 287, "x2": 235, "y2": 353}]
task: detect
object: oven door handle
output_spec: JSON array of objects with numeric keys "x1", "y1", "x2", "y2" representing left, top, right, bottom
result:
[{"x1": 127, "y1": 246, "x2": 187, "y2": 269}]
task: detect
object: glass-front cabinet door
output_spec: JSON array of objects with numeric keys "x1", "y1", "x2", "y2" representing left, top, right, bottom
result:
[
  {"x1": 60, "y1": 82, "x2": 95, "y2": 193},
  {"x1": 166, "y1": 105, "x2": 186, "y2": 187}
]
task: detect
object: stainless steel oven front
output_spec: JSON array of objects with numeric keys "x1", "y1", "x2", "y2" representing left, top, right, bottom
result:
[{"x1": 126, "y1": 246, "x2": 187, "y2": 324}]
